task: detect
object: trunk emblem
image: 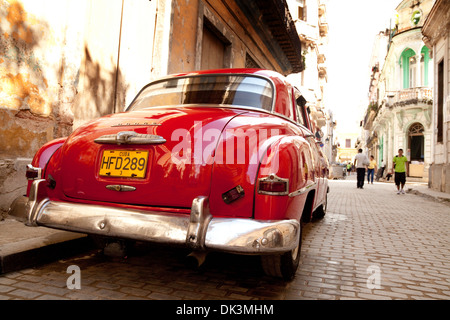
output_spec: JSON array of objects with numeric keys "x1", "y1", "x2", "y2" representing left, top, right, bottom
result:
[
  {"x1": 106, "y1": 185, "x2": 137, "y2": 192},
  {"x1": 94, "y1": 131, "x2": 166, "y2": 145},
  {"x1": 112, "y1": 122, "x2": 161, "y2": 127}
]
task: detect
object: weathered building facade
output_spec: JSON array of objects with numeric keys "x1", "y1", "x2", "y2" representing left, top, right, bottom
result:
[
  {"x1": 364, "y1": 30, "x2": 390, "y2": 165},
  {"x1": 0, "y1": 0, "x2": 304, "y2": 216},
  {"x1": 422, "y1": 0, "x2": 450, "y2": 193},
  {"x1": 362, "y1": 0, "x2": 435, "y2": 180},
  {"x1": 286, "y1": 0, "x2": 329, "y2": 135}
]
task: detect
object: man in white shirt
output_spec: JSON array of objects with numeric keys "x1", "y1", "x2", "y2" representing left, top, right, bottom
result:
[{"x1": 354, "y1": 149, "x2": 369, "y2": 189}]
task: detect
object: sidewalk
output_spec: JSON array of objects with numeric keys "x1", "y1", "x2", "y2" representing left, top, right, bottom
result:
[
  {"x1": 381, "y1": 175, "x2": 450, "y2": 205},
  {"x1": 345, "y1": 173, "x2": 450, "y2": 205},
  {"x1": 405, "y1": 183, "x2": 450, "y2": 206}
]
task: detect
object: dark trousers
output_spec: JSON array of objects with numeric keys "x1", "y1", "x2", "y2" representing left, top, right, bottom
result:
[
  {"x1": 367, "y1": 168, "x2": 375, "y2": 183},
  {"x1": 357, "y1": 168, "x2": 366, "y2": 188}
]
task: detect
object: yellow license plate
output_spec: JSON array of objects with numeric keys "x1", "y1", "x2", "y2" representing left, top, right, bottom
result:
[{"x1": 99, "y1": 150, "x2": 148, "y2": 178}]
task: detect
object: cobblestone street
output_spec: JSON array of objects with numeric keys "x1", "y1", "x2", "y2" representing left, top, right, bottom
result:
[{"x1": 1, "y1": 177, "x2": 449, "y2": 300}]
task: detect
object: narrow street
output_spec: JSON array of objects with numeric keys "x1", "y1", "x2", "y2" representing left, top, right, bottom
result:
[{"x1": 0, "y1": 177, "x2": 449, "y2": 300}]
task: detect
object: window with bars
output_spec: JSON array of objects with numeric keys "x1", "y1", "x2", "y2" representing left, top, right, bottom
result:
[
  {"x1": 345, "y1": 139, "x2": 351, "y2": 148},
  {"x1": 245, "y1": 54, "x2": 260, "y2": 69}
]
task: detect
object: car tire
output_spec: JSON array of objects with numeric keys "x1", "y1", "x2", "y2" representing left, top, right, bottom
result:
[
  {"x1": 313, "y1": 193, "x2": 327, "y2": 220},
  {"x1": 260, "y1": 226, "x2": 302, "y2": 281}
]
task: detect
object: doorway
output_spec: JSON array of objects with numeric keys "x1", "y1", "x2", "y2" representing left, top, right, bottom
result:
[{"x1": 408, "y1": 122, "x2": 425, "y2": 177}]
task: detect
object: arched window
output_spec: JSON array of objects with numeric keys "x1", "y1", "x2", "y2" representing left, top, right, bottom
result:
[
  {"x1": 400, "y1": 48, "x2": 416, "y2": 89},
  {"x1": 420, "y1": 46, "x2": 430, "y2": 87}
]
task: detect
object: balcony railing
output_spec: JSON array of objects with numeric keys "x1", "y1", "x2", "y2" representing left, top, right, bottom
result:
[{"x1": 386, "y1": 87, "x2": 433, "y2": 107}]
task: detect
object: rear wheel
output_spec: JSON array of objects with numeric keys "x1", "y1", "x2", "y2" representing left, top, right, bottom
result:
[
  {"x1": 312, "y1": 193, "x2": 327, "y2": 220},
  {"x1": 261, "y1": 226, "x2": 302, "y2": 281}
]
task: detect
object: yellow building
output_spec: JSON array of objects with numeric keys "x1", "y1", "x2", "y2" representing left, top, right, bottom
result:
[{"x1": 335, "y1": 130, "x2": 360, "y2": 164}]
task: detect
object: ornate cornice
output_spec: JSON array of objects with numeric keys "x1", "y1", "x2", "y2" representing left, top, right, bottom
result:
[{"x1": 422, "y1": 0, "x2": 450, "y2": 47}]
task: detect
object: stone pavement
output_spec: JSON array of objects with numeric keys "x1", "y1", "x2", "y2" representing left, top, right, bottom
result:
[
  {"x1": 296, "y1": 176, "x2": 450, "y2": 299},
  {"x1": 0, "y1": 176, "x2": 449, "y2": 300}
]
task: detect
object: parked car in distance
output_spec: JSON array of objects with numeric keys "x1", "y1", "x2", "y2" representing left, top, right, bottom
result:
[{"x1": 9, "y1": 68, "x2": 329, "y2": 280}]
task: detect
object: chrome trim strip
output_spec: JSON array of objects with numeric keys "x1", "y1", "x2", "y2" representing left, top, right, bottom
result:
[
  {"x1": 106, "y1": 185, "x2": 137, "y2": 192},
  {"x1": 288, "y1": 182, "x2": 317, "y2": 198},
  {"x1": 112, "y1": 122, "x2": 161, "y2": 127},
  {"x1": 94, "y1": 131, "x2": 166, "y2": 145}
]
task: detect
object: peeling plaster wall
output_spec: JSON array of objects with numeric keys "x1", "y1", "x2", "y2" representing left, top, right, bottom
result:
[
  {"x1": 0, "y1": 0, "x2": 158, "y2": 216},
  {"x1": 0, "y1": 0, "x2": 80, "y2": 217},
  {"x1": 0, "y1": 0, "x2": 95, "y2": 157}
]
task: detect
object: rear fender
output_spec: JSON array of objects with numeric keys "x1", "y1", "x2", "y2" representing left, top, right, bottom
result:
[
  {"x1": 26, "y1": 138, "x2": 66, "y2": 196},
  {"x1": 254, "y1": 136, "x2": 311, "y2": 222}
]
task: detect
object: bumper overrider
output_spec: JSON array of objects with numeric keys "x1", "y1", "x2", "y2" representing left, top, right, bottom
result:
[{"x1": 9, "y1": 179, "x2": 300, "y2": 254}]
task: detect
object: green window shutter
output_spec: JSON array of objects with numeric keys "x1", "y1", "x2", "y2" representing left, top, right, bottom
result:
[
  {"x1": 400, "y1": 48, "x2": 416, "y2": 89},
  {"x1": 421, "y1": 46, "x2": 430, "y2": 87}
]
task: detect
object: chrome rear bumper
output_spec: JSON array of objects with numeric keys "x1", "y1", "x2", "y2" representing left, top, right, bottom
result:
[{"x1": 9, "y1": 180, "x2": 299, "y2": 255}]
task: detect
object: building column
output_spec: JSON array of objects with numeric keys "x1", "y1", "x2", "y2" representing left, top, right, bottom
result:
[
  {"x1": 416, "y1": 53, "x2": 422, "y2": 87},
  {"x1": 395, "y1": 63, "x2": 402, "y2": 91}
]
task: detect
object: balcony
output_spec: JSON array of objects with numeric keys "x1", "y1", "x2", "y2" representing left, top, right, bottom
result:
[
  {"x1": 319, "y1": 16, "x2": 328, "y2": 37},
  {"x1": 386, "y1": 87, "x2": 433, "y2": 107},
  {"x1": 318, "y1": 63, "x2": 327, "y2": 78},
  {"x1": 317, "y1": 44, "x2": 327, "y2": 64},
  {"x1": 309, "y1": 106, "x2": 327, "y2": 129},
  {"x1": 318, "y1": 3, "x2": 326, "y2": 17},
  {"x1": 295, "y1": 20, "x2": 319, "y2": 43},
  {"x1": 363, "y1": 103, "x2": 378, "y2": 130}
]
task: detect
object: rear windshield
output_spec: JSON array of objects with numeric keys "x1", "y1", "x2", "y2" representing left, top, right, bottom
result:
[{"x1": 127, "y1": 75, "x2": 274, "y2": 111}]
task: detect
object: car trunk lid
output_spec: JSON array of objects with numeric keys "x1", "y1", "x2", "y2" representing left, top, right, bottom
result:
[{"x1": 60, "y1": 107, "x2": 242, "y2": 209}]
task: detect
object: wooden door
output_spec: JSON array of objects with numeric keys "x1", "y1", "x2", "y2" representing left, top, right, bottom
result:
[{"x1": 201, "y1": 25, "x2": 225, "y2": 70}]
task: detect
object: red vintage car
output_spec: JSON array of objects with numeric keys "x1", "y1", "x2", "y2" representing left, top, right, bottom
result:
[{"x1": 10, "y1": 69, "x2": 329, "y2": 280}]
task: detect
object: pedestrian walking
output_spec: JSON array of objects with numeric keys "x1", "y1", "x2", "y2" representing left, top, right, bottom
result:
[
  {"x1": 347, "y1": 162, "x2": 352, "y2": 176},
  {"x1": 367, "y1": 155, "x2": 377, "y2": 184},
  {"x1": 392, "y1": 148, "x2": 408, "y2": 194},
  {"x1": 354, "y1": 149, "x2": 369, "y2": 189}
]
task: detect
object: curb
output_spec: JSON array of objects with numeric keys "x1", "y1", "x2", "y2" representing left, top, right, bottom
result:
[
  {"x1": 0, "y1": 231, "x2": 93, "y2": 274},
  {"x1": 406, "y1": 188, "x2": 450, "y2": 207}
]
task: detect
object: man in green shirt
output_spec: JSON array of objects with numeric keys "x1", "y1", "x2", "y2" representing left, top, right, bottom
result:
[{"x1": 393, "y1": 148, "x2": 408, "y2": 194}]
